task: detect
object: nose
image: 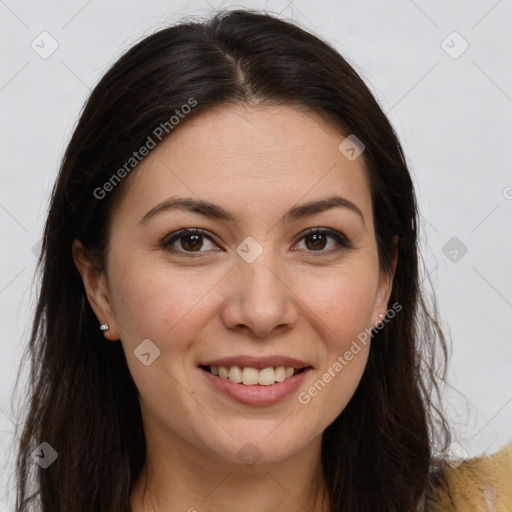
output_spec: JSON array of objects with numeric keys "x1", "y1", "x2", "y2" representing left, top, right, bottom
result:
[{"x1": 220, "y1": 244, "x2": 298, "y2": 338}]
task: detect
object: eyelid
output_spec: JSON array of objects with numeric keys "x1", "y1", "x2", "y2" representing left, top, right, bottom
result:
[
  {"x1": 291, "y1": 228, "x2": 352, "y2": 257},
  {"x1": 162, "y1": 228, "x2": 217, "y2": 251},
  {"x1": 297, "y1": 227, "x2": 351, "y2": 247},
  {"x1": 161, "y1": 227, "x2": 351, "y2": 256}
]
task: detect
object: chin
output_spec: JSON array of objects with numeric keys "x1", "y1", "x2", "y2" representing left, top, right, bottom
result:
[{"x1": 199, "y1": 426, "x2": 315, "y2": 466}]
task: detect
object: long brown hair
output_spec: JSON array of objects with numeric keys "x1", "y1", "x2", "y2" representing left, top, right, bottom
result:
[{"x1": 13, "y1": 8, "x2": 451, "y2": 511}]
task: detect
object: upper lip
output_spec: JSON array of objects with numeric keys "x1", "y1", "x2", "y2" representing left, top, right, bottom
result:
[{"x1": 199, "y1": 355, "x2": 312, "y2": 370}]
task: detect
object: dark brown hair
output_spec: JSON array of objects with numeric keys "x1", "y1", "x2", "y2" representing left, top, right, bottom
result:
[{"x1": 13, "y1": 8, "x2": 451, "y2": 511}]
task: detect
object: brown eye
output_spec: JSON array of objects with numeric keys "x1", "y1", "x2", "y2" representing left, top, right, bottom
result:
[
  {"x1": 163, "y1": 228, "x2": 217, "y2": 255},
  {"x1": 304, "y1": 232, "x2": 329, "y2": 251},
  {"x1": 178, "y1": 233, "x2": 203, "y2": 251},
  {"x1": 294, "y1": 228, "x2": 351, "y2": 254},
  {"x1": 162, "y1": 227, "x2": 351, "y2": 258}
]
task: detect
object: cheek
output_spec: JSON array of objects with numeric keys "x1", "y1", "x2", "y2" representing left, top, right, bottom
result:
[
  {"x1": 295, "y1": 275, "x2": 374, "y2": 428},
  {"x1": 109, "y1": 257, "x2": 223, "y2": 347},
  {"x1": 109, "y1": 263, "x2": 215, "y2": 405},
  {"x1": 291, "y1": 263, "x2": 376, "y2": 417},
  {"x1": 299, "y1": 264, "x2": 378, "y2": 347}
]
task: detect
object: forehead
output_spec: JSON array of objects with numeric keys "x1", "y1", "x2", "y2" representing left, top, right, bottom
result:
[{"x1": 110, "y1": 104, "x2": 372, "y2": 228}]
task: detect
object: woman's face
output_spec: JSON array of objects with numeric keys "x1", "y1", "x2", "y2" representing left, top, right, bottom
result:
[{"x1": 75, "y1": 104, "x2": 396, "y2": 466}]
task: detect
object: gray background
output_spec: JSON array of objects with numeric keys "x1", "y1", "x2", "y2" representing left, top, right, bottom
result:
[{"x1": 1, "y1": 0, "x2": 511, "y2": 508}]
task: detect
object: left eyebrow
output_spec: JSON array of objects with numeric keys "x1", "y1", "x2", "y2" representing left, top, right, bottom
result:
[
  {"x1": 138, "y1": 195, "x2": 366, "y2": 229},
  {"x1": 283, "y1": 196, "x2": 365, "y2": 228}
]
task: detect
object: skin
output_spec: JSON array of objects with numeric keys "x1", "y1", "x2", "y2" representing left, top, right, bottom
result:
[{"x1": 73, "y1": 104, "x2": 398, "y2": 512}]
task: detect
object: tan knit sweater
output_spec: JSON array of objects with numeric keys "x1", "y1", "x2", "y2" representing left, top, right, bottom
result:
[{"x1": 426, "y1": 442, "x2": 512, "y2": 511}]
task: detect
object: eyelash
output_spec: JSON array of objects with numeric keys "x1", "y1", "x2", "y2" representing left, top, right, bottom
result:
[{"x1": 161, "y1": 227, "x2": 351, "y2": 258}]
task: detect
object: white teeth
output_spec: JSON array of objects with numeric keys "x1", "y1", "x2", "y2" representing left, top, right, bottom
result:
[
  {"x1": 242, "y1": 367, "x2": 259, "y2": 385},
  {"x1": 275, "y1": 366, "x2": 286, "y2": 382},
  {"x1": 228, "y1": 365, "x2": 243, "y2": 383},
  {"x1": 258, "y1": 367, "x2": 275, "y2": 386},
  {"x1": 210, "y1": 365, "x2": 300, "y2": 385}
]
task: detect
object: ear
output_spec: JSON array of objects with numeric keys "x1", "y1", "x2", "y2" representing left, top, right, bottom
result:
[
  {"x1": 373, "y1": 235, "x2": 399, "y2": 325},
  {"x1": 71, "y1": 239, "x2": 120, "y2": 341}
]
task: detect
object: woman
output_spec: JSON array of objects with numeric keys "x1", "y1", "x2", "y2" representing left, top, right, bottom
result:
[{"x1": 13, "y1": 8, "x2": 511, "y2": 512}]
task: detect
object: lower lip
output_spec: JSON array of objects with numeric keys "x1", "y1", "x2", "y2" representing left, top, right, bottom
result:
[{"x1": 200, "y1": 367, "x2": 312, "y2": 406}]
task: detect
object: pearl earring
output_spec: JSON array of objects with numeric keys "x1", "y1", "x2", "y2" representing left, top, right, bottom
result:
[{"x1": 100, "y1": 322, "x2": 109, "y2": 331}]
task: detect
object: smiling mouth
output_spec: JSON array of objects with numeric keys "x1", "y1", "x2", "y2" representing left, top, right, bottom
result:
[{"x1": 199, "y1": 365, "x2": 310, "y2": 386}]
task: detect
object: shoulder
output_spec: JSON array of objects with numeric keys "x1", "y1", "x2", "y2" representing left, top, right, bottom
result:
[{"x1": 426, "y1": 442, "x2": 512, "y2": 512}]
